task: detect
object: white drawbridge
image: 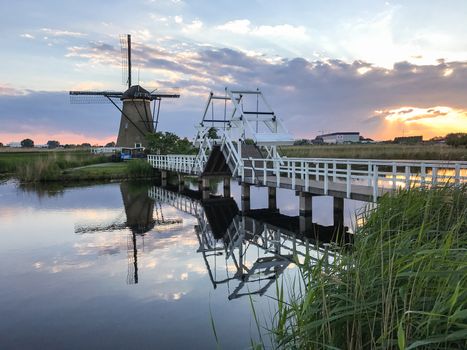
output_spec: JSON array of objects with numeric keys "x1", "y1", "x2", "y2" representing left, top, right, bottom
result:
[{"x1": 147, "y1": 88, "x2": 467, "y2": 202}]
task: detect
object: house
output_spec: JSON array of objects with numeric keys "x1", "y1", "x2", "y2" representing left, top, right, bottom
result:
[
  {"x1": 320, "y1": 132, "x2": 360, "y2": 144},
  {"x1": 394, "y1": 136, "x2": 423, "y2": 144}
]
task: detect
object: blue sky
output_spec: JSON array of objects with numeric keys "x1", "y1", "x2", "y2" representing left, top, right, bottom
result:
[{"x1": 1, "y1": 0, "x2": 466, "y2": 144}]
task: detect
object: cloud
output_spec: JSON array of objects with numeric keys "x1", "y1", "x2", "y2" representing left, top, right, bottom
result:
[
  {"x1": 41, "y1": 28, "x2": 87, "y2": 37},
  {"x1": 217, "y1": 19, "x2": 308, "y2": 40},
  {"x1": 2, "y1": 38, "x2": 467, "y2": 143},
  {"x1": 20, "y1": 33, "x2": 35, "y2": 39}
]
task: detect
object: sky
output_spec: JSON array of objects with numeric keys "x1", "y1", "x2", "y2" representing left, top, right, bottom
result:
[{"x1": 0, "y1": 0, "x2": 466, "y2": 144}]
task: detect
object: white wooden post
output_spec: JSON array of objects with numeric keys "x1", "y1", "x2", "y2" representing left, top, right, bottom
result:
[
  {"x1": 373, "y1": 165, "x2": 378, "y2": 201},
  {"x1": 324, "y1": 162, "x2": 328, "y2": 195},
  {"x1": 455, "y1": 164, "x2": 461, "y2": 185},
  {"x1": 346, "y1": 162, "x2": 351, "y2": 198}
]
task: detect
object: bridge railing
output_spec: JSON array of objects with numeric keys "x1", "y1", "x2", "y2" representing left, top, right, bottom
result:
[
  {"x1": 147, "y1": 154, "x2": 201, "y2": 175},
  {"x1": 243, "y1": 157, "x2": 467, "y2": 200}
]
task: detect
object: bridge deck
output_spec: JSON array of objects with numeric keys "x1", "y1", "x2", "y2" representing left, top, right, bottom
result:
[
  {"x1": 243, "y1": 176, "x2": 391, "y2": 202},
  {"x1": 148, "y1": 154, "x2": 467, "y2": 202}
]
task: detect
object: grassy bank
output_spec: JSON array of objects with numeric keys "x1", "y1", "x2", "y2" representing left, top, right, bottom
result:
[
  {"x1": 62, "y1": 160, "x2": 155, "y2": 181},
  {"x1": 274, "y1": 185, "x2": 467, "y2": 349},
  {"x1": 0, "y1": 149, "x2": 156, "y2": 182},
  {"x1": 279, "y1": 144, "x2": 466, "y2": 161},
  {"x1": 0, "y1": 149, "x2": 108, "y2": 175}
]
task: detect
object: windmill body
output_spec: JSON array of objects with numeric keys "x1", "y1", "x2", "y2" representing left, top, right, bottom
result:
[
  {"x1": 117, "y1": 85, "x2": 153, "y2": 148},
  {"x1": 70, "y1": 34, "x2": 180, "y2": 149}
]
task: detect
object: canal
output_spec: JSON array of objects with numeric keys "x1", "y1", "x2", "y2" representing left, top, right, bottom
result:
[{"x1": 0, "y1": 179, "x2": 367, "y2": 349}]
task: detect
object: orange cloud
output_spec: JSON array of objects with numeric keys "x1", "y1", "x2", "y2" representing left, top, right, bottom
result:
[{"x1": 373, "y1": 106, "x2": 467, "y2": 140}]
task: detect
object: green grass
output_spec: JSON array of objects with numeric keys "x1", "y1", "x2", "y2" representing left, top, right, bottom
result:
[
  {"x1": 279, "y1": 144, "x2": 467, "y2": 161},
  {"x1": 0, "y1": 148, "x2": 158, "y2": 182},
  {"x1": 58, "y1": 160, "x2": 155, "y2": 181},
  {"x1": 273, "y1": 185, "x2": 467, "y2": 349}
]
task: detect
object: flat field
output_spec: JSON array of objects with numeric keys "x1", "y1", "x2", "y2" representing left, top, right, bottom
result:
[{"x1": 279, "y1": 143, "x2": 466, "y2": 161}]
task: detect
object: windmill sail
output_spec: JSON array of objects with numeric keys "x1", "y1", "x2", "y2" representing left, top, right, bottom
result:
[{"x1": 69, "y1": 33, "x2": 180, "y2": 148}]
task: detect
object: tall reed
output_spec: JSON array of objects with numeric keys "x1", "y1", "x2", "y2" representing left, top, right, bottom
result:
[{"x1": 273, "y1": 185, "x2": 467, "y2": 349}]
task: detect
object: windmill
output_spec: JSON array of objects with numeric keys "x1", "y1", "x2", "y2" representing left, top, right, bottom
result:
[{"x1": 69, "y1": 34, "x2": 180, "y2": 148}]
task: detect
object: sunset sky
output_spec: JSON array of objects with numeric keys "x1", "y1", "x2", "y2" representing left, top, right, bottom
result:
[{"x1": 0, "y1": 0, "x2": 466, "y2": 144}]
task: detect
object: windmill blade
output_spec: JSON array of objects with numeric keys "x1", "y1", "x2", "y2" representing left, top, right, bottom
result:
[
  {"x1": 120, "y1": 34, "x2": 131, "y2": 89},
  {"x1": 69, "y1": 91, "x2": 123, "y2": 104}
]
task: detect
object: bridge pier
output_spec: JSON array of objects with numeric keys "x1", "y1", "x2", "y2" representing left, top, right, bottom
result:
[
  {"x1": 161, "y1": 171, "x2": 167, "y2": 187},
  {"x1": 268, "y1": 187, "x2": 277, "y2": 210},
  {"x1": 299, "y1": 192, "x2": 313, "y2": 234},
  {"x1": 223, "y1": 177, "x2": 231, "y2": 198},
  {"x1": 177, "y1": 174, "x2": 185, "y2": 192},
  {"x1": 333, "y1": 197, "x2": 344, "y2": 229},
  {"x1": 241, "y1": 183, "x2": 251, "y2": 212},
  {"x1": 201, "y1": 177, "x2": 210, "y2": 200}
]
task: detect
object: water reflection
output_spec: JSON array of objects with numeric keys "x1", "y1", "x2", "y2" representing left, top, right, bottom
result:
[
  {"x1": 0, "y1": 179, "x2": 358, "y2": 349},
  {"x1": 149, "y1": 184, "x2": 350, "y2": 300},
  {"x1": 74, "y1": 182, "x2": 183, "y2": 284}
]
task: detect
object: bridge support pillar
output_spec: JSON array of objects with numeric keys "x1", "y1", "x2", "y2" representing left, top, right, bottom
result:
[
  {"x1": 223, "y1": 177, "x2": 231, "y2": 198},
  {"x1": 333, "y1": 197, "x2": 344, "y2": 229},
  {"x1": 201, "y1": 177, "x2": 210, "y2": 200},
  {"x1": 268, "y1": 187, "x2": 277, "y2": 210},
  {"x1": 241, "y1": 183, "x2": 250, "y2": 212},
  {"x1": 299, "y1": 192, "x2": 313, "y2": 234},
  {"x1": 178, "y1": 174, "x2": 185, "y2": 192},
  {"x1": 161, "y1": 171, "x2": 167, "y2": 187}
]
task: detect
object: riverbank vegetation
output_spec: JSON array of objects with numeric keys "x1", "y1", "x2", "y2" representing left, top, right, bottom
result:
[
  {"x1": 273, "y1": 185, "x2": 466, "y2": 349},
  {"x1": 279, "y1": 143, "x2": 466, "y2": 161},
  {"x1": 0, "y1": 150, "x2": 156, "y2": 182}
]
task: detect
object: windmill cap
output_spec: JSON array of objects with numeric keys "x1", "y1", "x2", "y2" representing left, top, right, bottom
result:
[{"x1": 121, "y1": 85, "x2": 151, "y2": 100}]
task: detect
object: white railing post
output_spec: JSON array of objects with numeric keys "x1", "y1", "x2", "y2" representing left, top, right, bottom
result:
[
  {"x1": 332, "y1": 160, "x2": 337, "y2": 182},
  {"x1": 421, "y1": 164, "x2": 426, "y2": 187},
  {"x1": 276, "y1": 160, "x2": 280, "y2": 188},
  {"x1": 324, "y1": 162, "x2": 328, "y2": 195},
  {"x1": 405, "y1": 166, "x2": 410, "y2": 190},
  {"x1": 373, "y1": 165, "x2": 379, "y2": 201},
  {"x1": 346, "y1": 162, "x2": 351, "y2": 198},
  {"x1": 305, "y1": 161, "x2": 309, "y2": 192},
  {"x1": 455, "y1": 164, "x2": 461, "y2": 185},
  {"x1": 368, "y1": 162, "x2": 372, "y2": 186},
  {"x1": 432, "y1": 167, "x2": 438, "y2": 186},
  {"x1": 292, "y1": 161, "x2": 296, "y2": 190}
]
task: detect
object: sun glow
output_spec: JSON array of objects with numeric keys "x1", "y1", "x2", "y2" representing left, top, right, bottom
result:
[{"x1": 375, "y1": 106, "x2": 467, "y2": 139}]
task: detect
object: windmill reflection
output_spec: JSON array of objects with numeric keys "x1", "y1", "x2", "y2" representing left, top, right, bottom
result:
[
  {"x1": 74, "y1": 182, "x2": 182, "y2": 284},
  {"x1": 149, "y1": 186, "x2": 350, "y2": 300}
]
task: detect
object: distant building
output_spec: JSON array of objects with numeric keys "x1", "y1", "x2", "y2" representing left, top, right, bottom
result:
[
  {"x1": 394, "y1": 136, "x2": 423, "y2": 144},
  {"x1": 7, "y1": 142, "x2": 22, "y2": 148},
  {"x1": 320, "y1": 132, "x2": 360, "y2": 144}
]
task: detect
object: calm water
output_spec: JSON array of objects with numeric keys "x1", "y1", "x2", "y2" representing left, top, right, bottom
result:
[{"x1": 0, "y1": 179, "x2": 366, "y2": 349}]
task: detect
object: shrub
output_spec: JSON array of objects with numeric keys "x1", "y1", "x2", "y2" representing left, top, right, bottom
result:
[{"x1": 126, "y1": 159, "x2": 154, "y2": 178}]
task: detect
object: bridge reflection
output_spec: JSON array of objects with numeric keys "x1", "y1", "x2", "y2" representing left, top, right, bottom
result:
[{"x1": 149, "y1": 185, "x2": 351, "y2": 300}]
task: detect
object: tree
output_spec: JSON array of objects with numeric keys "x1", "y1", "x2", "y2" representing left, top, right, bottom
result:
[
  {"x1": 207, "y1": 127, "x2": 219, "y2": 139},
  {"x1": 146, "y1": 132, "x2": 195, "y2": 155},
  {"x1": 47, "y1": 140, "x2": 60, "y2": 149},
  {"x1": 105, "y1": 141, "x2": 116, "y2": 147},
  {"x1": 21, "y1": 138, "x2": 34, "y2": 148},
  {"x1": 446, "y1": 133, "x2": 467, "y2": 147},
  {"x1": 81, "y1": 143, "x2": 91, "y2": 148},
  {"x1": 0, "y1": 142, "x2": 3, "y2": 147}
]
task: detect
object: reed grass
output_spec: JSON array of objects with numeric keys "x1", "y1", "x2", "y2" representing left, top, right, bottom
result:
[
  {"x1": 273, "y1": 185, "x2": 467, "y2": 349},
  {"x1": 11, "y1": 152, "x2": 111, "y2": 182}
]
